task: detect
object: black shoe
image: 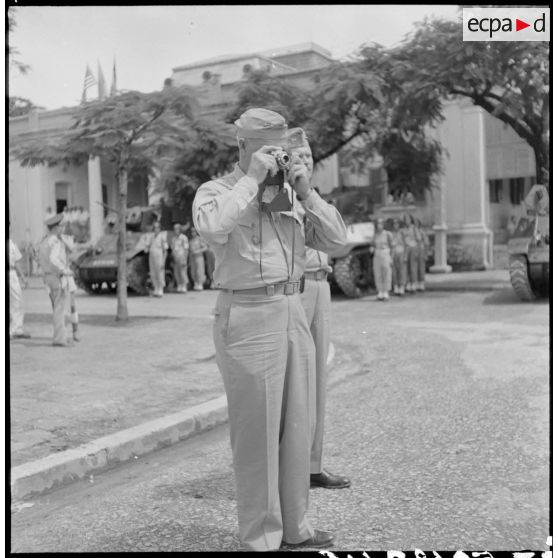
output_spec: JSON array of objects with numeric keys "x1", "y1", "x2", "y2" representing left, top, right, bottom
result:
[
  {"x1": 310, "y1": 469, "x2": 351, "y2": 489},
  {"x1": 12, "y1": 332, "x2": 31, "y2": 339},
  {"x1": 281, "y1": 530, "x2": 335, "y2": 549}
]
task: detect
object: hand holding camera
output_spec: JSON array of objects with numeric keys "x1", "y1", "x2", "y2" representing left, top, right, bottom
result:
[
  {"x1": 246, "y1": 146, "x2": 281, "y2": 185},
  {"x1": 287, "y1": 159, "x2": 311, "y2": 200}
]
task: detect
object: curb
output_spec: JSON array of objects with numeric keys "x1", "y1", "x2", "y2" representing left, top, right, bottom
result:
[
  {"x1": 11, "y1": 395, "x2": 228, "y2": 501},
  {"x1": 12, "y1": 345, "x2": 338, "y2": 502}
]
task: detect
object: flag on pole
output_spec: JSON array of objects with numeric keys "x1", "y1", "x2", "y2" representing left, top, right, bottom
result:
[
  {"x1": 81, "y1": 64, "x2": 96, "y2": 103},
  {"x1": 97, "y1": 61, "x2": 107, "y2": 99},
  {"x1": 110, "y1": 58, "x2": 118, "y2": 96}
]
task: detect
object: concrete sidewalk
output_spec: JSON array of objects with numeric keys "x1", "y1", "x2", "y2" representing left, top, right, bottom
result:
[{"x1": 10, "y1": 269, "x2": 512, "y2": 501}]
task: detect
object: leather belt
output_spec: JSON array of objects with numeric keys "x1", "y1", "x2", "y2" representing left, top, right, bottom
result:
[
  {"x1": 304, "y1": 270, "x2": 328, "y2": 281},
  {"x1": 224, "y1": 280, "x2": 304, "y2": 296}
]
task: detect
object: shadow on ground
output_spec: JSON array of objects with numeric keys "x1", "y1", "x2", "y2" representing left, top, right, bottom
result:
[
  {"x1": 482, "y1": 288, "x2": 550, "y2": 306},
  {"x1": 24, "y1": 313, "x2": 180, "y2": 327}
]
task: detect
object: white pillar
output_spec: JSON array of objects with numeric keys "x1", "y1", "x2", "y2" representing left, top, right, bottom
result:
[
  {"x1": 88, "y1": 156, "x2": 104, "y2": 243},
  {"x1": 430, "y1": 175, "x2": 452, "y2": 273}
]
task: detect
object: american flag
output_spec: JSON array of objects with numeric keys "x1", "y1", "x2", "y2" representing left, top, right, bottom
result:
[{"x1": 81, "y1": 64, "x2": 97, "y2": 103}]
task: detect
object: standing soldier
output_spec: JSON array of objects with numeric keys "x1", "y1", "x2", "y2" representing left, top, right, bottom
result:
[
  {"x1": 403, "y1": 214, "x2": 419, "y2": 293},
  {"x1": 38, "y1": 213, "x2": 74, "y2": 347},
  {"x1": 291, "y1": 127, "x2": 351, "y2": 490},
  {"x1": 60, "y1": 233, "x2": 81, "y2": 341},
  {"x1": 416, "y1": 219, "x2": 429, "y2": 292},
  {"x1": 9, "y1": 227, "x2": 31, "y2": 340},
  {"x1": 193, "y1": 108, "x2": 347, "y2": 551},
  {"x1": 145, "y1": 221, "x2": 168, "y2": 297},
  {"x1": 391, "y1": 218, "x2": 407, "y2": 296},
  {"x1": 371, "y1": 217, "x2": 393, "y2": 301},
  {"x1": 171, "y1": 222, "x2": 189, "y2": 293},
  {"x1": 189, "y1": 229, "x2": 208, "y2": 291}
]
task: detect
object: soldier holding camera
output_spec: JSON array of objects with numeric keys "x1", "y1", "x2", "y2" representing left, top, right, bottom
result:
[{"x1": 193, "y1": 108, "x2": 346, "y2": 552}]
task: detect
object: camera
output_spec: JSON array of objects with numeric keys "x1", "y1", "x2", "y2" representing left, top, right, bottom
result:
[
  {"x1": 273, "y1": 150, "x2": 292, "y2": 171},
  {"x1": 263, "y1": 149, "x2": 293, "y2": 186}
]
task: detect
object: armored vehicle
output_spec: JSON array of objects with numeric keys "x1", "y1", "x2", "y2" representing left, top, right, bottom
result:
[
  {"x1": 75, "y1": 206, "x2": 176, "y2": 295},
  {"x1": 324, "y1": 188, "x2": 376, "y2": 298},
  {"x1": 508, "y1": 184, "x2": 549, "y2": 301}
]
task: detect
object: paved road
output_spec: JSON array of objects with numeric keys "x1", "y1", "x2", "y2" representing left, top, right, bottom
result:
[{"x1": 11, "y1": 288, "x2": 549, "y2": 552}]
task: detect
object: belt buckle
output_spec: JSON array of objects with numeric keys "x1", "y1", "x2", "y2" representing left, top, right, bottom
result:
[
  {"x1": 284, "y1": 282, "x2": 295, "y2": 295},
  {"x1": 318, "y1": 270, "x2": 326, "y2": 280},
  {"x1": 266, "y1": 285, "x2": 275, "y2": 296}
]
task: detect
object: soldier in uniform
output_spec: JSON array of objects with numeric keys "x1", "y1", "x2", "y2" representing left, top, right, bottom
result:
[
  {"x1": 291, "y1": 127, "x2": 351, "y2": 490},
  {"x1": 391, "y1": 218, "x2": 407, "y2": 296},
  {"x1": 371, "y1": 217, "x2": 393, "y2": 301},
  {"x1": 189, "y1": 229, "x2": 208, "y2": 291},
  {"x1": 38, "y1": 213, "x2": 74, "y2": 347},
  {"x1": 403, "y1": 214, "x2": 419, "y2": 293},
  {"x1": 145, "y1": 220, "x2": 168, "y2": 297},
  {"x1": 171, "y1": 222, "x2": 189, "y2": 293},
  {"x1": 415, "y1": 219, "x2": 429, "y2": 292},
  {"x1": 9, "y1": 226, "x2": 31, "y2": 340},
  {"x1": 193, "y1": 108, "x2": 347, "y2": 551}
]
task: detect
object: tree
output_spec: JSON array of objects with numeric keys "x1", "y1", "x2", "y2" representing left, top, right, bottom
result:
[
  {"x1": 8, "y1": 8, "x2": 31, "y2": 75},
  {"x1": 392, "y1": 17, "x2": 549, "y2": 184},
  {"x1": 12, "y1": 86, "x2": 207, "y2": 321},
  {"x1": 9, "y1": 96, "x2": 43, "y2": 117},
  {"x1": 227, "y1": 57, "x2": 443, "y2": 198}
]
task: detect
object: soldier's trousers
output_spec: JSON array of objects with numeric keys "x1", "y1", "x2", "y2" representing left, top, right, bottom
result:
[
  {"x1": 300, "y1": 277, "x2": 330, "y2": 475},
  {"x1": 213, "y1": 291, "x2": 316, "y2": 551},
  {"x1": 149, "y1": 250, "x2": 166, "y2": 294},
  {"x1": 406, "y1": 246, "x2": 419, "y2": 286},
  {"x1": 9, "y1": 270, "x2": 25, "y2": 336},
  {"x1": 172, "y1": 253, "x2": 188, "y2": 291},
  {"x1": 417, "y1": 246, "x2": 426, "y2": 282},
  {"x1": 44, "y1": 273, "x2": 68, "y2": 344},
  {"x1": 191, "y1": 254, "x2": 206, "y2": 287},
  {"x1": 373, "y1": 249, "x2": 392, "y2": 294},
  {"x1": 392, "y1": 250, "x2": 406, "y2": 289}
]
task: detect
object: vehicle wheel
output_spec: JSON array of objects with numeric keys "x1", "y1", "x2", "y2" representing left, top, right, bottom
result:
[
  {"x1": 127, "y1": 256, "x2": 150, "y2": 295},
  {"x1": 509, "y1": 255, "x2": 537, "y2": 301},
  {"x1": 332, "y1": 248, "x2": 375, "y2": 298}
]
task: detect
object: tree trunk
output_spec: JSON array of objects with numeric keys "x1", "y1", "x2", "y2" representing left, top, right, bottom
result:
[
  {"x1": 116, "y1": 165, "x2": 129, "y2": 321},
  {"x1": 532, "y1": 137, "x2": 549, "y2": 186}
]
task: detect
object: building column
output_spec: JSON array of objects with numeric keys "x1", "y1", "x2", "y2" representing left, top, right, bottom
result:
[
  {"x1": 430, "y1": 175, "x2": 452, "y2": 273},
  {"x1": 458, "y1": 106, "x2": 493, "y2": 269},
  {"x1": 88, "y1": 156, "x2": 104, "y2": 243}
]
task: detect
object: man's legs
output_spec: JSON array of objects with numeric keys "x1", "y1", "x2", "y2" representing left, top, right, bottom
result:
[
  {"x1": 214, "y1": 292, "x2": 314, "y2": 551},
  {"x1": 45, "y1": 275, "x2": 68, "y2": 345}
]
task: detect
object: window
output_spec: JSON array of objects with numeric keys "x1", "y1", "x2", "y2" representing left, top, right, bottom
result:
[
  {"x1": 509, "y1": 177, "x2": 525, "y2": 205},
  {"x1": 489, "y1": 179, "x2": 503, "y2": 203}
]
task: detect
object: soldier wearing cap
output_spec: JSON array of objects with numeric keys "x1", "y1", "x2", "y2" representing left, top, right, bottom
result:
[
  {"x1": 38, "y1": 213, "x2": 75, "y2": 346},
  {"x1": 193, "y1": 108, "x2": 347, "y2": 551},
  {"x1": 290, "y1": 127, "x2": 351, "y2": 491}
]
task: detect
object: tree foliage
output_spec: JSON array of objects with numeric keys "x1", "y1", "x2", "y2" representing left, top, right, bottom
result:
[
  {"x1": 392, "y1": 17, "x2": 549, "y2": 183},
  {"x1": 11, "y1": 85, "x2": 214, "y2": 320},
  {"x1": 8, "y1": 8, "x2": 31, "y2": 75},
  {"x1": 9, "y1": 96, "x2": 42, "y2": 117}
]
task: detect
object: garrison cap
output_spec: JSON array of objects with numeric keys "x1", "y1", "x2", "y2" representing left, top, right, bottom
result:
[
  {"x1": 287, "y1": 127, "x2": 308, "y2": 149},
  {"x1": 234, "y1": 108, "x2": 287, "y2": 140},
  {"x1": 45, "y1": 213, "x2": 64, "y2": 227}
]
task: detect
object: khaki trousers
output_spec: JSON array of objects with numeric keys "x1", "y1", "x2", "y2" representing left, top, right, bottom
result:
[
  {"x1": 213, "y1": 290, "x2": 316, "y2": 551},
  {"x1": 373, "y1": 249, "x2": 392, "y2": 294},
  {"x1": 149, "y1": 250, "x2": 166, "y2": 295},
  {"x1": 44, "y1": 273, "x2": 68, "y2": 344},
  {"x1": 9, "y1": 270, "x2": 25, "y2": 336},
  {"x1": 392, "y1": 249, "x2": 406, "y2": 289},
  {"x1": 406, "y1": 245, "x2": 419, "y2": 286},
  {"x1": 300, "y1": 278, "x2": 330, "y2": 474}
]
